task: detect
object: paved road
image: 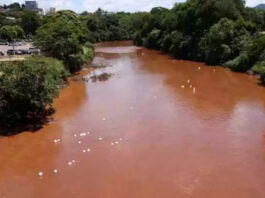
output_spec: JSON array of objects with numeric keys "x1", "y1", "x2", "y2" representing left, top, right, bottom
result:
[{"x1": 0, "y1": 42, "x2": 33, "y2": 56}]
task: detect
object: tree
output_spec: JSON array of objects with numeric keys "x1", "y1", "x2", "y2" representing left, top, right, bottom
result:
[
  {"x1": 34, "y1": 11, "x2": 94, "y2": 72},
  {"x1": 21, "y1": 10, "x2": 40, "y2": 35},
  {"x1": 0, "y1": 25, "x2": 25, "y2": 41},
  {"x1": 0, "y1": 57, "x2": 69, "y2": 131}
]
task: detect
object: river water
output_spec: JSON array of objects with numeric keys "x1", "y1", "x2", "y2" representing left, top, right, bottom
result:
[{"x1": 1, "y1": 41, "x2": 265, "y2": 198}]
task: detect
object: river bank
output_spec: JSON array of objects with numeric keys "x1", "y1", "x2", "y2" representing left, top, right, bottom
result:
[{"x1": 0, "y1": 41, "x2": 265, "y2": 198}]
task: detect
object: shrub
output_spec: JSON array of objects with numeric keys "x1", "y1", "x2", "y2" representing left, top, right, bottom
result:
[{"x1": 0, "y1": 57, "x2": 69, "y2": 130}]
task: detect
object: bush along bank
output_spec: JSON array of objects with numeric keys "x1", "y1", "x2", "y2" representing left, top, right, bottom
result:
[{"x1": 0, "y1": 57, "x2": 69, "y2": 134}]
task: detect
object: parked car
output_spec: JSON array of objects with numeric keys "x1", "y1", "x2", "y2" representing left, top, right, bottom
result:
[
  {"x1": 19, "y1": 49, "x2": 32, "y2": 55},
  {"x1": 0, "y1": 51, "x2": 4, "y2": 56},
  {"x1": 7, "y1": 50, "x2": 23, "y2": 55},
  {"x1": 29, "y1": 48, "x2": 40, "y2": 55},
  {"x1": 0, "y1": 41, "x2": 8, "y2": 45}
]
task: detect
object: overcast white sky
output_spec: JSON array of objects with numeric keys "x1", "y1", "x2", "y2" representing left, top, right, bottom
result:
[{"x1": 1, "y1": 0, "x2": 264, "y2": 13}]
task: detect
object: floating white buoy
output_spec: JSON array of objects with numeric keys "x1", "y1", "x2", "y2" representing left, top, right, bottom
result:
[
  {"x1": 57, "y1": 139, "x2": 61, "y2": 142},
  {"x1": 38, "y1": 172, "x2": 43, "y2": 177},
  {"x1": 68, "y1": 162, "x2": 72, "y2": 166},
  {"x1": 198, "y1": 67, "x2": 201, "y2": 70},
  {"x1": 102, "y1": 118, "x2": 106, "y2": 121},
  {"x1": 189, "y1": 85, "x2": 193, "y2": 88},
  {"x1": 72, "y1": 160, "x2": 76, "y2": 163},
  {"x1": 87, "y1": 148, "x2": 91, "y2": 152},
  {"x1": 53, "y1": 139, "x2": 58, "y2": 143},
  {"x1": 53, "y1": 169, "x2": 58, "y2": 174},
  {"x1": 78, "y1": 141, "x2": 82, "y2": 144},
  {"x1": 115, "y1": 141, "x2": 119, "y2": 145},
  {"x1": 87, "y1": 132, "x2": 90, "y2": 135},
  {"x1": 187, "y1": 79, "x2": 190, "y2": 84},
  {"x1": 74, "y1": 134, "x2": 77, "y2": 137},
  {"x1": 193, "y1": 87, "x2": 196, "y2": 94},
  {"x1": 181, "y1": 85, "x2": 185, "y2": 89},
  {"x1": 80, "y1": 133, "x2": 86, "y2": 137},
  {"x1": 98, "y1": 137, "x2": 103, "y2": 141},
  {"x1": 119, "y1": 138, "x2": 123, "y2": 141},
  {"x1": 111, "y1": 142, "x2": 115, "y2": 146},
  {"x1": 83, "y1": 149, "x2": 86, "y2": 153}
]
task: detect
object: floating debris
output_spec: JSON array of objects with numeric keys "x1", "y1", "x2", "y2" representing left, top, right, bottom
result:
[
  {"x1": 189, "y1": 85, "x2": 193, "y2": 88},
  {"x1": 80, "y1": 133, "x2": 86, "y2": 137},
  {"x1": 90, "y1": 72, "x2": 111, "y2": 82},
  {"x1": 53, "y1": 139, "x2": 61, "y2": 143},
  {"x1": 102, "y1": 117, "x2": 106, "y2": 121},
  {"x1": 187, "y1": 79, "x2": 190, "y2": 84},
  {"x1": 193, "y1": 87, "x2": 196, "y2": 94},
  {"x1": 38, "y1": 172, "x2": 43, "y2": 177},
  {"x1": 181, "y1": 85, "x2": 185, "y2": 89},
  {"x1": 78, "y1": 141, "x2": 82, "y2": 144},
  {"x1": 53, "y1": 169, "x2": 58, "y2": 174},
  {"x1": 198, "y1": 67, "x2": 201, "y2": 70},
  {"x1": 98, "y1": 137, "x2": 103, "y2": 141},
  {"x1": 87, "y1": 149, "x2": 91, "y2": 152},
  {"x1": 111, "y1": 142, "x2": 115, "y2": 146}
]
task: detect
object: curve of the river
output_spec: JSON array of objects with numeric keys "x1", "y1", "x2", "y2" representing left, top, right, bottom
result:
[{"x1": 0, "y1": 41, "x2": 265, "y2": 198}]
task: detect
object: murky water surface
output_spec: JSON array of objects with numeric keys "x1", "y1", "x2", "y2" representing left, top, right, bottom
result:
[{"x1": 1, "y1": 41, "x2": 265, "y2": 198}]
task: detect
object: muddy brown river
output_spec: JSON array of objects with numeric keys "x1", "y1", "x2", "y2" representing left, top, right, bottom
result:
[{"x1": 1, "y1": 41, "x2": 265, "y2": 198}]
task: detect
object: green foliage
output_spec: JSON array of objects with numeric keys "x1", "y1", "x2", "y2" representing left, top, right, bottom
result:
[
  {"x1": 199, "y1": 18, "x2": 250, "y2": 65},
  {"x1": 0, "y1": 25, "x2": 25, "y2": 41},
  {"x1": 34, "y1": 10, "x2": 94, "y2": 73},
  {"x1": 81, "y1": 9, "x2": 130, "y2": 42},
  {"x1": 21, "y1": 10, "x2": 41, "y2": 35},
  {"x1": 0, "y1": 57, "x2": 69, "y2": 129},
  {"x1": 225, "y1": 34, "x2": 265, "y2": 72}
]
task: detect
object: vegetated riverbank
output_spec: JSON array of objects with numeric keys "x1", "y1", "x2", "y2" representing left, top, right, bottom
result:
[
  {"x1": 126, "y1": 0, "x2": 265, "y2": 84},
  {"x1": 0, "y1": 9, "x2": 130, "y2": 134}
]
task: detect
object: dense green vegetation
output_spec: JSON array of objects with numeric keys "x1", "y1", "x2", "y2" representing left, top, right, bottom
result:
[
  {"x1": 0, "y1": 57, "x2": 69, "y2": 132},
  {"x1": 34, "y1": 10, "x2": 94, "y2": 72},
  {"x1": 126, "y1": 0, "x2": 265, "y2": 83},
  {"x1": 0, "y1": 3, "x2": 41, "y2": 38},
  {"x1": 0, "y1": 25, "x2": 25, "y2": 41}
]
